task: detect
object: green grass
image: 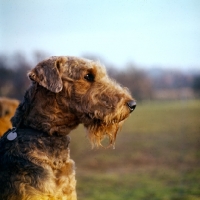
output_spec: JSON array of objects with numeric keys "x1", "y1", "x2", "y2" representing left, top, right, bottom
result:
[{"x1": 70, "y1": 100, "x2": 200, "y2": 200}]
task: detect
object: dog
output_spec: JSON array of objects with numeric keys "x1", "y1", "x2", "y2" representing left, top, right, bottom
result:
[
  {"x1": 0, "y1": 97, "x2": 19, "y2": 137},
  {"x1": 0, "y1": 56, "x2": 136, "y2": 199}
]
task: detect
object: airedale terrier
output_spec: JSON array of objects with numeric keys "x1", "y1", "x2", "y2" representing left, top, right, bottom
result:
[
  {"x1": 0, "y1": 56, "x2": 136, "y2": 200},
  {"x1": 0, "y1": 97, "x2": 19, "y2": 137}
]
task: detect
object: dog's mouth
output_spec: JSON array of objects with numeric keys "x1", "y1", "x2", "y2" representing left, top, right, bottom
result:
[{"x1": 86, "y1": 111, "x2": 129, "y2": 124}]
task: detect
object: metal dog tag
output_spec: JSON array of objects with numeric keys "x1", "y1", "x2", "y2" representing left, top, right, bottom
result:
[{"x1": 7, "y1": 129, "x2": 17, "y2": 141}]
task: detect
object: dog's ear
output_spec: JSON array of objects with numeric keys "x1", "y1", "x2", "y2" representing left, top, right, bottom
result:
[{"x1": 28, "y1": 57, "x2": 66, "y2": 93}]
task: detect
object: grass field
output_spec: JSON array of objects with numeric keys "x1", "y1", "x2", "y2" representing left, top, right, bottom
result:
[{"x1": 70, "y1": 100, "x2": 200, "y2": 200}]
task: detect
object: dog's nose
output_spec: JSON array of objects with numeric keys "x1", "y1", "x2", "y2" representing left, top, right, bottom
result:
[{"x1": 127, "y1": 100, "x2": 136, "y2": 112}]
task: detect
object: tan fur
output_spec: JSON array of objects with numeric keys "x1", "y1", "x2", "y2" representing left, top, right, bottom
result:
[
  {"x1": 0, "y1": 97, "x2": 19, "y2": 136},
  {"x1": 0, "y1": 56, "x2": 136, "y2": 199}
]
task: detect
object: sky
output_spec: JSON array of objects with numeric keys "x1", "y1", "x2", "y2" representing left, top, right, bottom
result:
[{"x1": 0, "y1": 0, "x2": 200, "y2": 70}]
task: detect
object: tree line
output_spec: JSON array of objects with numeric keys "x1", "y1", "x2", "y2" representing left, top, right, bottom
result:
[{"x1": 0, "y1": 52, "x2": 200, "y2": 101}]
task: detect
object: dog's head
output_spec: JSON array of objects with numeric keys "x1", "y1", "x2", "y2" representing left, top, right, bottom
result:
[
  {"x1": 0, "y1": 98, "x2": 19, "y2": 118},
  {"x1": 28, "y1": 56, "x2": 136, "y2": 147}
]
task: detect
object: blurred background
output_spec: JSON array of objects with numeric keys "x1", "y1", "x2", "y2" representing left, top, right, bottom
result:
[{"x1": 0, "y1": 0, "x2": 200, "y2": 199}]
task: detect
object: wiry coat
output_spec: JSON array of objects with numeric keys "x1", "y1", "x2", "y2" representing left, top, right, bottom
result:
[
  {"x1": 0, "y1": 56, "x2": 136, "y2": 200},
  {"x1": 0, "y1": 128, "x2": 75, "y2": 200}
]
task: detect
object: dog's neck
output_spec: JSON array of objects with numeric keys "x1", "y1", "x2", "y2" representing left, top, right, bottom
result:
[{"x1": 12, "y1": 84, "x2": 80, "y2": 135}]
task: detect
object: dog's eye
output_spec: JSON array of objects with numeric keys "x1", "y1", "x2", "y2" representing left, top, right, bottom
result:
[{"x1": 84, "y1": 73, "x2": 95, "y2": 82}]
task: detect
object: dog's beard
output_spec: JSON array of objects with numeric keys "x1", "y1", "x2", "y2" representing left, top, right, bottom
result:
[
  {"x1": 83, "y1": 105, "x2": 130, "y2": 148},
  {"x1": 85, "y1": 120, "x2": 124, "y2": 149}
]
